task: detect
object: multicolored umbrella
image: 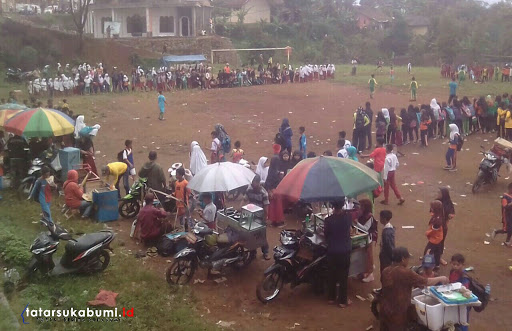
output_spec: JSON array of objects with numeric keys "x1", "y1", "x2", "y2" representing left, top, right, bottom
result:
[
  {"x1": 0, "y1": 109, "x2": 23, "y2": 128},
  {"x1": 0, "y1": 103, "x2": 27, "y2": 111},
  {"x1": 4, "y1": 108, "x2": 75, "y2": 138},
  {"x1": 275, "y1": 156, "x2": 382, "y2": 202}
]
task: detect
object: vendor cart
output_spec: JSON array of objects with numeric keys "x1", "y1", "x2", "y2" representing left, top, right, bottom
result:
[
  {"x1": 216, "y1": 204, "x2": 267, "y2": 251},
  {"x1": 412, "y1": 283, "x2": 481, "y2": 331},
  {"x1": 309, "y1": 212, "x2": 369, "y2": 277}
]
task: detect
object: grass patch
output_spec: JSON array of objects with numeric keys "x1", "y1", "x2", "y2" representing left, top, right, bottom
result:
[
  {"x1": 333, "y1": 64, "x2": 512, "y2": 100},
  {"x1": 0, "y1": 191, "x2": 216, "y2": 330}
]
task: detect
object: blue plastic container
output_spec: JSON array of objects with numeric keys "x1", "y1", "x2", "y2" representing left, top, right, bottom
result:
[
  {"x1": 93, "y1": 188, "x2": 119, "y2": 222},
  {"x1": 58, "y1": 147, "x2": 81, "y2": 181}
]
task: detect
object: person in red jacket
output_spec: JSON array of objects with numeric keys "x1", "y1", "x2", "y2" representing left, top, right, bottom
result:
[
  {"x1": 137, "y1": 192, "x2": 169, "y2": 244},
  {"x1": 63, "y1": 170, "x2": 93, "y2": 218}
]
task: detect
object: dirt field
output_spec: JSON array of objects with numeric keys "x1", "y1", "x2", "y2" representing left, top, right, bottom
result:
[{"x1": 76, "y1": 81, "x2": 511, "y2": 330}]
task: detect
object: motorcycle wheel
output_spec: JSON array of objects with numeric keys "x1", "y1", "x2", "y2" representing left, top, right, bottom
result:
[
  {"x1": 166, "y1": 259, "x2": 196, "y2": 285},
  {"x1": 472, "y1": 173, "x2": 484, "y2": 193},
  {"x1": 256, "y1": 270, "x2": 284, "y2": 303},
  {"x1": 24, "y1": 257, "x2": 39, "y2": 281},
  {"x1": 95, "y1": 250, "x2": 110, "y2": 272},
  {"x1": 119, "y1": 200, "x2": 140, "y2": 218},
  {"x1": 232, "y1": 249, "x2": 256, "y2": 270},
  {"x1": 18, "y1": 181, "x2": 34, "y2": 200}
]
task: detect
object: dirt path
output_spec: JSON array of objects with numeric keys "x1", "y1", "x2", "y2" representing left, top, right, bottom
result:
[{"x1": 80, "y1": 81, "x2": 511, "y2": 330}]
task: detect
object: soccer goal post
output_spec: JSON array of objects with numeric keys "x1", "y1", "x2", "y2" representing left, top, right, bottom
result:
[{"x1": 211, "y1": 46, "x2": 292, "y2": 68}]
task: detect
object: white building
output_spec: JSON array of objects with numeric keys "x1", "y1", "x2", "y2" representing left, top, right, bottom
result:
[{"x1": 86, "y1": 0, "x2": 212, "y2": 38}]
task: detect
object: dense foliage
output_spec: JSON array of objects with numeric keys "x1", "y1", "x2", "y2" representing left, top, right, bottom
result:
[{"x1": 214, "y1": 0, "x2": 512, "y2": 65}]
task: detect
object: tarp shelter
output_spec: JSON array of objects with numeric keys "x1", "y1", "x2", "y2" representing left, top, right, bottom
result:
[{"x1": 161, "y1": 55, "x2": 207, "y2": 66}]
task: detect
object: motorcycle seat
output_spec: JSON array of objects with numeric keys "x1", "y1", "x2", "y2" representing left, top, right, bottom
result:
[{"x1": 65, "y1": 232, "x2": 112, "y2": 253}]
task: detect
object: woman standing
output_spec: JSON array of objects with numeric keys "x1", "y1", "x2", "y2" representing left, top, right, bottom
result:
[
  {"x1": 444, "y1": 124, "x2": 460, "y2": 171},
  {"x1": 189, "y1": 141, "x2": 207, "y2": 176},
  {"x1": 255, "y1": 156, "x2": 269, "y2": 184},
  {"x1": 407, "y1": 105, "x2": 418, "y2": 143},
  {"x1": 356, "y1": 199, "x2": 378, "y2": 283},
  {"x1": 265, "y1": 151, "x2": 290, "y2": 226},
  {"x1": 279, "y1": 118, "x2": 293, "y2": 154},
  {"x1": 375, "y1": 111, "x2": 388, "y2": 143},
  {"x1": 400, "y1": 108, "x2": 410, "y2": 144},
  {"x1": 437, "y1": 187, "x2": 455, "y2": 265},
  {"x1": 387, "y1": 108, "x2": 397, "y2": 144}
]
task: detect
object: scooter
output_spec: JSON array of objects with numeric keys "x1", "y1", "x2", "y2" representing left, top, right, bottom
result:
[
  {"x1": 166, "y1": 222, "x2": 255, "y2": 285},
  {"x1": 472, "y1": 147, "x2": 504, "y2": 193},
  {"x1": 256, "y1": 228, "x2": 328, "y2": 303},
  {"x1": 26, "y1": 216, "x2": 114, "y2": 278},
  {"x1": 18, "y1": 152, "x2": 61, "y2": 199}
]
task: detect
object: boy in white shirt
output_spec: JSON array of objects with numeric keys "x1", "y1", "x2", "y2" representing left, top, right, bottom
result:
[
  {"x1": 382, "y1": 144, "x2": 405, "y2": 206},
  {"x1": 199, "y1": 193, "x2": 217, "y2": 229},
  {"x1": 339, "y1": 131, "x2": 351, "y2": 149},
  {"x1": 337, "y1": 139, "x2": 348, "y2": 158}
]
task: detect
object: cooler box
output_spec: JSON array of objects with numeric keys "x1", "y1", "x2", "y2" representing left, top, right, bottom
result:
[
  {"x1": 92, "y1": 188, "x2": 119, "y2": 222},
  {"x1": 59, "y1": 147, "x2": 81, "y2": 181},
  {"x1": 413, "y1": 295, "x2": 468, "y2": 331}
]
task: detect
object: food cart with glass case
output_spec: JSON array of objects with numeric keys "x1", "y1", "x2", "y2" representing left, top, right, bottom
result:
[{"x1": 216, "y1": 204, "x2": 267, "y2": 251}]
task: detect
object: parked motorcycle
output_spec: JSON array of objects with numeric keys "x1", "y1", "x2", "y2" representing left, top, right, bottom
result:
[
  {"x1": 119, "y1": 177, "x2": 148, "y2": 218},
  {"x1": 26, "y1": 216, "x2": 114, "y2": 278},
  {"x1": 18, "y1": 157, "x2": 61, "y2": 199},
  {"x1": 166, "y1": 222, "x2": 255, "y2": 285},
  {"x1": 472, "y1": 147, "x2": 504, "y2": 193},
  {"x1": 256, "y1": 228, "x2": 328, "y2": 303}
]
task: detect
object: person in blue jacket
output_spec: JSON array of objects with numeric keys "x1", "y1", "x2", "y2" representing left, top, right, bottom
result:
[{"x1": 279, "y1": 118, "x2": 293, "y2": 154}]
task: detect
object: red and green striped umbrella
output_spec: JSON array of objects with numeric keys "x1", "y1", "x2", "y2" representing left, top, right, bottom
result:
[
  {"x1": 275, "y1": 156, "x2": 382, "y2": 202},
  {"x1": 4, "y1": 108, "x2": 75, "y2": 138}
]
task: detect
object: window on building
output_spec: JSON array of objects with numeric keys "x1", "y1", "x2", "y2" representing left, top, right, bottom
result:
[
  {"x1": 160, "y1": 16, "x2": 174, "y2": 33},
  {"x1": 127, "y1": 14, "x2": 146, "y2": 34},
  {"x1": 101, "y1": 17, "x2": 112, "y2": 34}
]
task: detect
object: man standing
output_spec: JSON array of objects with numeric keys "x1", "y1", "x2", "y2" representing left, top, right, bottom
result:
[
  {"x1": 353, "y1": 107, "x2": 369, "y2": 153},
  {"x1": 244, "y1": 175, "x2": 270, "y2": 260},
  {"x1": 157, "y1": 90, "x2": 167, "y2": 120},
  {"x1": 138, "y1": 151, "x2": 166, "y2": 191},
  {"x1": 409, "y1": 77, "x2": 418, "y2": 101},
  {"x1": 365, "y1": 102, "x2": 374, "y2": 150},
  {"x1": 448, "y1": 77, "x2": 458, "y2": 105},
  {"x1": 324, "y1": 199, "x2": 352, "y2": 308},
  {"x1": 368, "y1": 74, "x2": 377, "y2": 99}
]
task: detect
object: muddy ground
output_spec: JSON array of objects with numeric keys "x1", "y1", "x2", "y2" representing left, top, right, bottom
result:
[{"x1": 82, "y1": 81, "x2": 511, "y2": 330}]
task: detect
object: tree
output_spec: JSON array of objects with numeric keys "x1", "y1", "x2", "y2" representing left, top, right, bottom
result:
[
  {"x1": 70, "y1": 0, "x2": 93, "y2": 52},
  {"x1": 381, "y1": 14, "x2": 411, "y2": 56}
]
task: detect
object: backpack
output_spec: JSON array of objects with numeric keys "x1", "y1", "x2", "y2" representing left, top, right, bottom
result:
[
  {"x1": 445, "y1": 106, "x2": 455, "y2": 121},
  {"x1": 355, "y1": 110, "x2": 366, "y2": 129},
  {"x1": 468, "y1": 276, "x2": 489, "y2": 312},
  {"x1": 456, "y1": 133, "x2": 464, "y2": 151},
  {"x1": 222, "y1": 135, "x2": 231, "y2": 154},
  {"x1": 117, "y1": 150, "x2": 125, "y2": 162},
  {"x1": 275, "y1": 133, "x2": 285, "y2": 147}
]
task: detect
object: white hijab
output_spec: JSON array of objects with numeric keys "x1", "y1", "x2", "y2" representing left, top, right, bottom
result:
[
  {"x1": 190, "y1": 141, "x2": 207, "y2": 176},
  {"x1": 255, "y1": 156, "x2": 269, "y2": 184},
  {"x1": 449, "y1": 124, "x2": 459, "y2": 140},
  {"x1": 74, "y1": 115, "x2": 85, "y2": 138},
  {"x1": 430, "y1": 98, "x2": 440, "y2": 112},
  {"x1": 381, "y1": 108, "x2": 390, "y2": 122},
  {"x1": 89, "y1": 124, "x2": 101, "y2": 137}
]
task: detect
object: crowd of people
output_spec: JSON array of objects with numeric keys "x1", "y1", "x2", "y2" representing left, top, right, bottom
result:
[{"x1": 24, "y1": 60, "x2": 337, "y2": 97}]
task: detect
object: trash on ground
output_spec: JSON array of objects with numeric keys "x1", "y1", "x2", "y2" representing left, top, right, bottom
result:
[
  {"x1": 87, "y1": 290, "x2": 118, "y2": 307},
  {"x1": 416, "y1": 200, "x2": 424, "y2": 203},
  {"x1": 484, "y1": 241, "x2": 490, "y2": 245},
  {"x1": 216, "y1": 320, "x2": 236, "y2": 328},
  {"x1": 194, "y1": 279, "x2": 205, "y2": 284},
  {"x1": 214, "y1": 277, "x2": 228, "y2": 284},
  {"x1": 402, "y1": 226, "x2": 415, "y2": 229},
  {"x1": 356, "y1": 295, "x2": 366, "y2": 301}
]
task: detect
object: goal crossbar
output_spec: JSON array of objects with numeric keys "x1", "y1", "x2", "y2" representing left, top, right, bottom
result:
[{"x1": 211, "y1": 47, "x2": 292, "y2": 64}]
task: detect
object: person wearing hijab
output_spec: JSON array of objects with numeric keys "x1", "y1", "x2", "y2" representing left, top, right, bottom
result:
[
  {"x1": 189, "y1": 141, "x2": 207, "y2": 176},
  {"x1": 265, "y1": 152, "x2": 289, "y2": 227},
  {"x1": 347, "y1": 146, "x2": 358, "y2": 161},
  {"x1": 444, "y1": 124, "x2": 460, "y2": 171},
  {"x1": 255, "y1": 156, "x2": 269, "y2": 184},
  {"x1": 430, "y1": 99, "x2": 441, "y2": 138},
  {"x1": 436, "y1": 187, "x2": 455, "y2": 265},
  {"x1": 63, "y1": 169, "x2": 93, "y2": 218},
  {"x1": 74, "y1": 115, "x2": 86, "y2": 139},
  {"x1": 375, "y1": 111, "x2": 388, "y2": 143},
  {"x1": 387, "y1": 108, "x2": 397, "y2": 144},
  {"x1": 279, "y1": 118, "x2": 293, "y2": 154}
]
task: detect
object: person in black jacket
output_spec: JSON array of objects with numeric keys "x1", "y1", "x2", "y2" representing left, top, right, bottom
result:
[
  {"x1": 379, "y1": 210, "x2": 395, "y2": 282},
  {"x1": 324, "y1": 199, "x2": 352, "y2": 308},
  {"x1": 365, "y1": 102, "x2": 374, "y2": 150}
]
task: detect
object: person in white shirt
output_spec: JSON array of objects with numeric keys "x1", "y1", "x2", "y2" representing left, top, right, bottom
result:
[
  {"x1": 84, "y1": 75, "x2": 92, "y2": 94},
  {"x1": 338, "y1": 131, "x2": 351, "y2": 149},
  {"x1": 199, "y1": 193, "x2": 217, "y2": 229},
  {"x1": 382, "y1": 144, "x2": 405, "y2": 205},
  {"x1": 299, "y1": 66, "x2": 305, "y2": 82},
  {"x1": 337, "y1": 139, "x2": 348, "y2": 158},
  {"x1": 41, "y1": 78, "x2": 47, "y2": 93}
]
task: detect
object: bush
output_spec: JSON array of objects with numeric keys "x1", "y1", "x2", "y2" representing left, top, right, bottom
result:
[
  {"x1": 19, "y1": 46, "x2": 39, "y2": 71},
  {"x1": 0, "y1": 230, "x2": 32, "y2": 266}
]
